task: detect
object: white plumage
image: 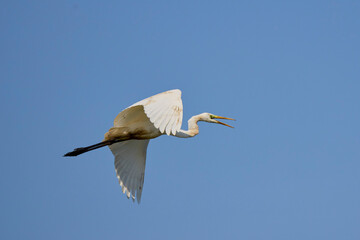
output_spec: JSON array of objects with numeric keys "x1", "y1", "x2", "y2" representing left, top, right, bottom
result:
[
  {"x1": 128, "y1": 89, "x2": 183, "y2": 135},
  {"x1": 110, "y1": 140, "x2": 149, "y2": 203},
  {"x1": 111, "y1": 89, "x2": 183, "y2": 202},
  {"x1": 64, "y1": 89, "x2": 234, "y2": 203}
]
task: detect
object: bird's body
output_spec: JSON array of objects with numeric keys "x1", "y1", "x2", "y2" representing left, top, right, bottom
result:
[{"x1": 64, "y1": 89, "x2": 234, "y2": 203}]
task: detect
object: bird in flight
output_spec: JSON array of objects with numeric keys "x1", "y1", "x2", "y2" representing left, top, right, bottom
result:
[{"x1": 64, "y1": 89, "x2": 234, "y2": 203}]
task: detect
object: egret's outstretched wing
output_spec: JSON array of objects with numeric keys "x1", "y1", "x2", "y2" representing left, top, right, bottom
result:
[
  {"x1": 110, "y1": 89, "x2": 183, "y2": 202},
  {"x1": 109, "y1": 140, "x2": 150, "y2": 203},
  {"x1": 114, "y1": 89, "x2": 183, "y2": 135}
]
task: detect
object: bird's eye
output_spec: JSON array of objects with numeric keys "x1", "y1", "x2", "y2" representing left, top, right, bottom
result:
[{"x1": 210, "y1": 115, "x2": 215, "y2": 119}]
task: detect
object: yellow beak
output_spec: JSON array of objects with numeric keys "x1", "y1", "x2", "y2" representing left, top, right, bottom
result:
[{"x1": 213, "y1": 115, "x2": 235, "y2": 128}]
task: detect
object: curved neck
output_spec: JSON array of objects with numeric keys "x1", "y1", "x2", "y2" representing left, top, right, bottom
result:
[{"x1": 173, "y1": 114, "x2": 202, "y2": 138}]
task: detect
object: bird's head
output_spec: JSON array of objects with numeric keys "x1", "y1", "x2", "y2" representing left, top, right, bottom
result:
[{"x1": 199, "y1": 113, "x2": 235, "y2": 128}]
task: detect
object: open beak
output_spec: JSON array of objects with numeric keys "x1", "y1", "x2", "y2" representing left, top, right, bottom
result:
[{"x1": 213, "y1": 115, "x2": 235, "y2": 128}]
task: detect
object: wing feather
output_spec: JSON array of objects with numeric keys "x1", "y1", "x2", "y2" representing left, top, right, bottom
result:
[
  {"x1": 163, "y1": 110, "x2": 176, "y2": 135},
  {"x1": 127, "y1": 163, "x2": 137, "y2": 201},
  {"x1": 109, "y1": 89, "x2": 183, "y2": 203},
  {"x1": 109, "y1": 139, "x2": 150, "y2": 203},
  {"x1": 128, "y1": 89, "x2": 183, "y2": 135},
  {"x1": 157, "y1": 105, "x2": 173, "y2": 132},
  {"x1": 166, "y1": 105, "x2": 182, "y2": 135}
]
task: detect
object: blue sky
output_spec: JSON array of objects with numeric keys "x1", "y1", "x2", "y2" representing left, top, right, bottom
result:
[{"x1": 1, "y1": 1, "x2": 360, "y2": 239}]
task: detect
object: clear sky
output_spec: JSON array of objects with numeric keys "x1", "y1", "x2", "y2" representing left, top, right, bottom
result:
[{"x1": 1, "y1": 1, "x2": 359, "y2": 239}]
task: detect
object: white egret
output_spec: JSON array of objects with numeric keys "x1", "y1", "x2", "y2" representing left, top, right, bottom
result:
[{"x1": 64, "y1": 89, "x2": 234, "y2": 203}]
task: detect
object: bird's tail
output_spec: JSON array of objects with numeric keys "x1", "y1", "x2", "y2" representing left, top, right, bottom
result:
[{"x1": 64, "y1": 140, "x2": 115, "y2": 157}]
